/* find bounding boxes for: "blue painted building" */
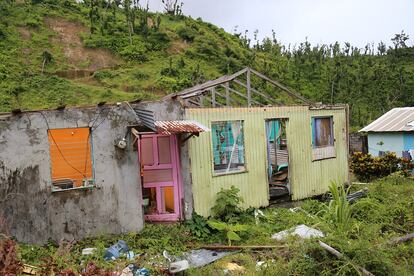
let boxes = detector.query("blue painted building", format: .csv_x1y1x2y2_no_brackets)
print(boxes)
360,107,414,158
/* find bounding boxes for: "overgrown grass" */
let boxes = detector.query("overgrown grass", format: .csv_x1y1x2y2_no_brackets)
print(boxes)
12,177,414,275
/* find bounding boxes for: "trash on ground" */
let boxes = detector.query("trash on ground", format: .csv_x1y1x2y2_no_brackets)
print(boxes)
346,188,368,203
224,262,245,272
126,250,135,260
326,188,368,203
168,249,232,274
22,264,39,275
82,248,97,255
255,261,267,271
254,209,265,224
120,264,150,276
163,250,173,262
272,224,325,241
103,240,129,261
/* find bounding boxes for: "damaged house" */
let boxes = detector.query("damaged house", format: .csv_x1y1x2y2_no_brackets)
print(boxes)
0,68,349,243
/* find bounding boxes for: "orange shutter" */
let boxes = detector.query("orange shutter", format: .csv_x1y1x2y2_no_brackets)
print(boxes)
48,128,93,187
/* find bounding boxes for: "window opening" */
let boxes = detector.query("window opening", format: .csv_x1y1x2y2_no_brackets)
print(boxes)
211,120,245,174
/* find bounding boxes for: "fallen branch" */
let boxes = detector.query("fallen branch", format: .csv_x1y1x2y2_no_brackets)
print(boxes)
318,241,374,276
200,245,285,251
388,233,414,245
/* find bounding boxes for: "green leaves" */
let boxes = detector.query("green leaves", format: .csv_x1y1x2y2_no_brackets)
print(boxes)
351,152,413,182
207,220,248,245
210,185,244,222
226,231,240,242
207,220,226,231
186,213,211,240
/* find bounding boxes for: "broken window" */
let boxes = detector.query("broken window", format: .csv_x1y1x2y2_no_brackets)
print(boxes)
311,116,336,160
48,128,94,191
211,120,245,174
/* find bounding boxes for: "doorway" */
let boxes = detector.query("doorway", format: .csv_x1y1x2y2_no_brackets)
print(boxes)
265,119,290,199
138,134,182,221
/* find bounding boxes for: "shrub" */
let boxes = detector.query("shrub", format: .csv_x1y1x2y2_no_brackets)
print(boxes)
93,70,118,80
351,152,413,182
185,213,211,240
210,185,244,222
119,44,148,63
144,31,170,51
177,25,197,42
0,239,23,275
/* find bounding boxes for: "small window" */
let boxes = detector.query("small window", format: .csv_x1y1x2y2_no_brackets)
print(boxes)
48,128,94,191
311,117,335,160
211,120,245,174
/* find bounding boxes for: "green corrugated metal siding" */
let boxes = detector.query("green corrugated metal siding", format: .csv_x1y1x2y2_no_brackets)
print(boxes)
186,106,349,217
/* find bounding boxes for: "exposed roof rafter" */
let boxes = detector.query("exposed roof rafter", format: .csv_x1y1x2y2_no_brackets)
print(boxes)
168,67,313,108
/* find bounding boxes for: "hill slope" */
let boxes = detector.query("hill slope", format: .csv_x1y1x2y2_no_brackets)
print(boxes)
1,1,414,128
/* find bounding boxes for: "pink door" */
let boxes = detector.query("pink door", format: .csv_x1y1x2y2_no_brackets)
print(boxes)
138,134,182,221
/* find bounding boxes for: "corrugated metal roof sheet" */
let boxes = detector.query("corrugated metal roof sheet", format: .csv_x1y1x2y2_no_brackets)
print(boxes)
360,107,414,132
155,120,210,135
134,108,156,131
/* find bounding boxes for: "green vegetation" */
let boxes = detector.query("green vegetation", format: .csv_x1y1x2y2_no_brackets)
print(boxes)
210,185,244,222
0,177,411,275
351,151,413,182
1,0,414,128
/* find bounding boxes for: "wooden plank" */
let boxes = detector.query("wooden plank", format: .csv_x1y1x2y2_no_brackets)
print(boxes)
204,95,223,107
175,68,248,98
199,95,204,107
225,82,230,106
187,99,201,107
216,88,244,106
388,233,414,245
201,245,285,250
211,88,216,107
246,68,251,107
220,84,263,106
250,68,312,104
233,79,278,105
318,241,374,276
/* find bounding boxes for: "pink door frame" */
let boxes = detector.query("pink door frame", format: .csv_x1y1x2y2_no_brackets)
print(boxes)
138,134,183,221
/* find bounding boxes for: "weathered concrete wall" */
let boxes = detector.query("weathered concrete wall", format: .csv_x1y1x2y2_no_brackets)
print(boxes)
138,99,194,219
0,105,144,244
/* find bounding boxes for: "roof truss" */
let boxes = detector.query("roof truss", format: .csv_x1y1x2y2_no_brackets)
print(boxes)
171,67,312,107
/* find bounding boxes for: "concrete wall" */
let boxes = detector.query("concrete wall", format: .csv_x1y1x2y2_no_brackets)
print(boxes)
0,105,144,244
403,133,414,151
367,133,404,157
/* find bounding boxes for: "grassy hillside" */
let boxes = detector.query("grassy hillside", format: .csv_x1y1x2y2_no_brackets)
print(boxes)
1,1,414,128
